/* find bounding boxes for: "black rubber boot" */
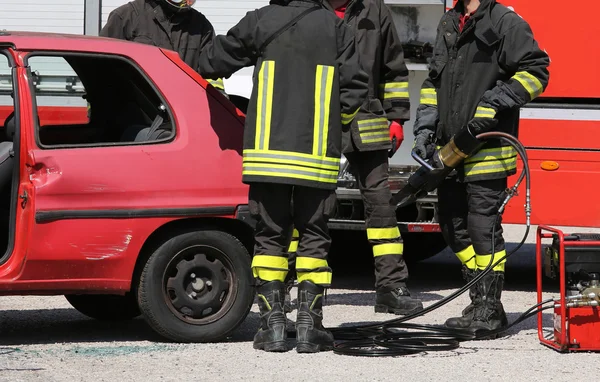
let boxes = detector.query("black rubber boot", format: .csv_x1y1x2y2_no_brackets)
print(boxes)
374,285,424,315
469,271,508,339
295,281,334,353
445,267,481,328
253,281,288,352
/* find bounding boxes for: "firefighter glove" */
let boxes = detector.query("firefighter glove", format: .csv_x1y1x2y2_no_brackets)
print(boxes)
388,120,404,158
468,104,499,134
413,131,436,160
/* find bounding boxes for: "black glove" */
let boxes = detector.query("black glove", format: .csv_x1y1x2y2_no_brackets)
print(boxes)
413,131,436,160
468,104,499,134
468,117,498,134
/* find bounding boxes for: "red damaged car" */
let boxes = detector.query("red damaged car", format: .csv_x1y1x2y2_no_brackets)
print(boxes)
0,31,257,342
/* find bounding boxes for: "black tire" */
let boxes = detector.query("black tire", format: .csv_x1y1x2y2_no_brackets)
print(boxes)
65,293,141,321
137,230,254,343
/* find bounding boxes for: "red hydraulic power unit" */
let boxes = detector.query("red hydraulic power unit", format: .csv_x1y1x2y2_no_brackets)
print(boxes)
536,226,600,352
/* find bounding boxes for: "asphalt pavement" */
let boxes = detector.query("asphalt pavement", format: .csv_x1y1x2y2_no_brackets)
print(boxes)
1,224,599,381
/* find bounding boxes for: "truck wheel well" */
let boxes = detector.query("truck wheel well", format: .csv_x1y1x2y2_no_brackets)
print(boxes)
131,217,255,293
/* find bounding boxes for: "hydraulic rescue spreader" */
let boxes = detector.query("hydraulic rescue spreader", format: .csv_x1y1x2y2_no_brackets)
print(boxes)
330,124,600,356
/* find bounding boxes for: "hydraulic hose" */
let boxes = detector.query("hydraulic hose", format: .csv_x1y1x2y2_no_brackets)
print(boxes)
331,131,534,357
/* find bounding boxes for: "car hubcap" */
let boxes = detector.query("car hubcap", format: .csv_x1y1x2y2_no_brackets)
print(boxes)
163,245,236,324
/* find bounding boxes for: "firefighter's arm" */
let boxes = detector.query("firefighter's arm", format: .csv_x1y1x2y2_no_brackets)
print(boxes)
475,17,550,121
99,12,131,40
336,22,369,130
199,17,227,95
412,76,438,159
379,4,410,123
197,11,258,81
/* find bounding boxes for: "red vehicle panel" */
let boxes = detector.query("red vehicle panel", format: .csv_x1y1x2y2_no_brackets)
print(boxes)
0,32,256,342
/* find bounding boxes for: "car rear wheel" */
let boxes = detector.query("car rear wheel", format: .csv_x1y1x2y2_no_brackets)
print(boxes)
137,230,254,343
65,293,141,321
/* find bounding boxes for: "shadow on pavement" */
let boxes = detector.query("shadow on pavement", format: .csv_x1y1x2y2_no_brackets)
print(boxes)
0,308,261,346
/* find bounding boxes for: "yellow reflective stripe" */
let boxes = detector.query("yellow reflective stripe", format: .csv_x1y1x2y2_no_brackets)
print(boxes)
297,271,332,285
474,106,496,119
255,60,275,150
341,108,359,125
253,269,287,281
476,251,507,272
257,294,272,310
379,82,409,99
243,150,340,171
287,240,298,253
207,78,225,90
373,243,404,257
456,245,476,269
464,146,517,163
296,257,329,270
512,71,544,100
243,163,339,183
292,229,299,238
367,227,400,240
358,118,388,130
251,254,288,270
464,157,517,177
313,65,334,157
358,118,389,143
243,149,339,164
420,88,437,105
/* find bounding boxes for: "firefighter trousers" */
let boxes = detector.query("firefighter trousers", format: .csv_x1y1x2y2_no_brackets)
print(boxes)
437,176,508,272
346,149,408,291
249,183,335,287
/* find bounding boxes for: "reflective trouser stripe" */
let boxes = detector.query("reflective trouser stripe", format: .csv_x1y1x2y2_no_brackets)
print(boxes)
297,271,332,285
476,250,507,272
313,65,335,157
255,60,275,150
358,118,389,144
373,243,404,257
297,256,332,285
251,254,288,281
512,71,543,100
456,245,476,270
367,227,400,240
420,88,437,105
474,106,496,118
379,81,409,100
341,108,359,125
287,229,299,253
207,78,225,90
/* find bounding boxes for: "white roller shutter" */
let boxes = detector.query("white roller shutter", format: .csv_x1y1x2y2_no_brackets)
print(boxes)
0,0,84,34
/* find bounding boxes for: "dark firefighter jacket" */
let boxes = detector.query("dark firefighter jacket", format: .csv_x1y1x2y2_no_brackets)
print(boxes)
100,0,225,91
324,0,410,152
197,0,369,190
413,0,550,182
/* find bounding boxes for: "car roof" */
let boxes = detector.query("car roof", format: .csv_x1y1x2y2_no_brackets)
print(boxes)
0,30,165,57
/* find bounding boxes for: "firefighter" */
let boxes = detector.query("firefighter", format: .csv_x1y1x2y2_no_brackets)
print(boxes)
197,0,369,353
284,0,424,316
412,0,550,333
100,0,226,94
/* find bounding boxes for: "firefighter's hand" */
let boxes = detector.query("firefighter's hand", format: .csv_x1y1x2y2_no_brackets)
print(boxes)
468,117,498,134
413,131,435,160
468,104,498,134
388,121,404,158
